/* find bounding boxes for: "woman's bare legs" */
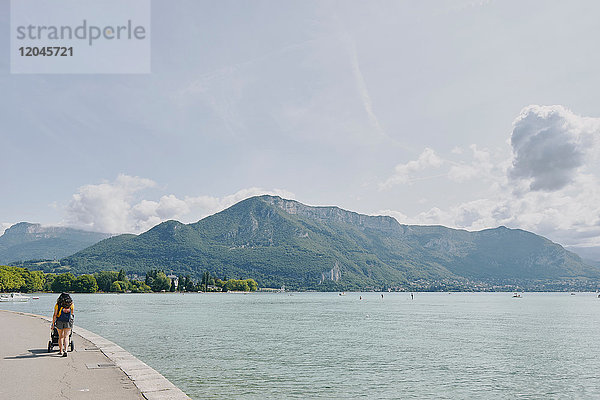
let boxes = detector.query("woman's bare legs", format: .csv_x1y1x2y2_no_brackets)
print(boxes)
63,328,71,351
58,328,65,354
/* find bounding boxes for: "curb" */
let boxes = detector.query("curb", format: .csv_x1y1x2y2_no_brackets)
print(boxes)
2,310,191,400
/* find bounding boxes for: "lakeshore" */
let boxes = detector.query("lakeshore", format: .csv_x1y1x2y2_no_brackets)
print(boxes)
0,310,189,400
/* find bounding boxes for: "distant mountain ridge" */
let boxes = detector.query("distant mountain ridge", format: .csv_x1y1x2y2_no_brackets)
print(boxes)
566,245,600,266
61,196,600,290
262,196,400,230
0,222,111,264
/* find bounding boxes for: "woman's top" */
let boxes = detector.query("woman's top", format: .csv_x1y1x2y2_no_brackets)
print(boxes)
54,303,74,322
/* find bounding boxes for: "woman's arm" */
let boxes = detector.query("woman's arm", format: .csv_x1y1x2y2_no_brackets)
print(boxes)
51,306,57,328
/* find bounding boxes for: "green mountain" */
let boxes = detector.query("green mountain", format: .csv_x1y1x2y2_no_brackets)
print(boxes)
60,196,600,290
0,222,111,264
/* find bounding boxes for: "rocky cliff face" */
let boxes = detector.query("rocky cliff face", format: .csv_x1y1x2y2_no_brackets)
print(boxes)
262,196,401,231
0,222,111,264
4,222,64,240
320,261,342,283
3,222,109,240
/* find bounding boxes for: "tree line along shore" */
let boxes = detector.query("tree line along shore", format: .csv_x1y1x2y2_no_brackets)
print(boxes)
0,265,258,294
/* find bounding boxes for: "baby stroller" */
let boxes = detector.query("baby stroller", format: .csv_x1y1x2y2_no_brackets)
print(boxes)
47,327,74,353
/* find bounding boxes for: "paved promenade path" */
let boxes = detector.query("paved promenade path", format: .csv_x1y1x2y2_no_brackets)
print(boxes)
0,310,190,400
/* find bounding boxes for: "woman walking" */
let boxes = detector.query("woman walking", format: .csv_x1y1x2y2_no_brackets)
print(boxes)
51,293,74,357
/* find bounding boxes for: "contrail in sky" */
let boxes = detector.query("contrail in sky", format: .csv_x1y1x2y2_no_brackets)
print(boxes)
346,36,384,136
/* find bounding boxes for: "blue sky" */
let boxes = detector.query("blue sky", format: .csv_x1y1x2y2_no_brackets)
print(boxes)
2,0,600,252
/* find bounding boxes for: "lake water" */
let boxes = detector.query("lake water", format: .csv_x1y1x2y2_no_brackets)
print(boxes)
3,292,600,399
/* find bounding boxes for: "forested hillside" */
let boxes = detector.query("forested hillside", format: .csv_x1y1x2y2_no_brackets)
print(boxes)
59,196,599,290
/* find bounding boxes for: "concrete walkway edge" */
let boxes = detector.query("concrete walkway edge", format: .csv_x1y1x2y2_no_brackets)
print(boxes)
5,310,191,400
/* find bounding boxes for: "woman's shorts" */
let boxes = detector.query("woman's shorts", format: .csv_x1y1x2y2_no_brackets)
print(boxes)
56,320,73,329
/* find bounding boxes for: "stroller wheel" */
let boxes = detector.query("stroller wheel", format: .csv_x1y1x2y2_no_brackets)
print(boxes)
48,341,52,353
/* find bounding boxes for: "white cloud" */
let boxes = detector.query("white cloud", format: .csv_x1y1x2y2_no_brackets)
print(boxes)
380,148,444,189
380,145,496,189
64,174,295,234
379,106,600,247
65,174,156,233
448,145,495,183
130,195,192,232
133,195,191,220
509,105,600,191
384,171,600,246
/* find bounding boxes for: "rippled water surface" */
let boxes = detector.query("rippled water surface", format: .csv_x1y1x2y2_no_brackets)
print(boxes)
3,292,600,399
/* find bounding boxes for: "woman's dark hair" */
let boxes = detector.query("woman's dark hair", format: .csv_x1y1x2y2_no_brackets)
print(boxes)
57,292,72,308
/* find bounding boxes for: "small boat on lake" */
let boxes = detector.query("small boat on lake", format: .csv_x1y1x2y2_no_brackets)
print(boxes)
0,293,31,302
512,293,522,298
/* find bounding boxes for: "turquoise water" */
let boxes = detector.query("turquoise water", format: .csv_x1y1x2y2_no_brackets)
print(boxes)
3,292,600,399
